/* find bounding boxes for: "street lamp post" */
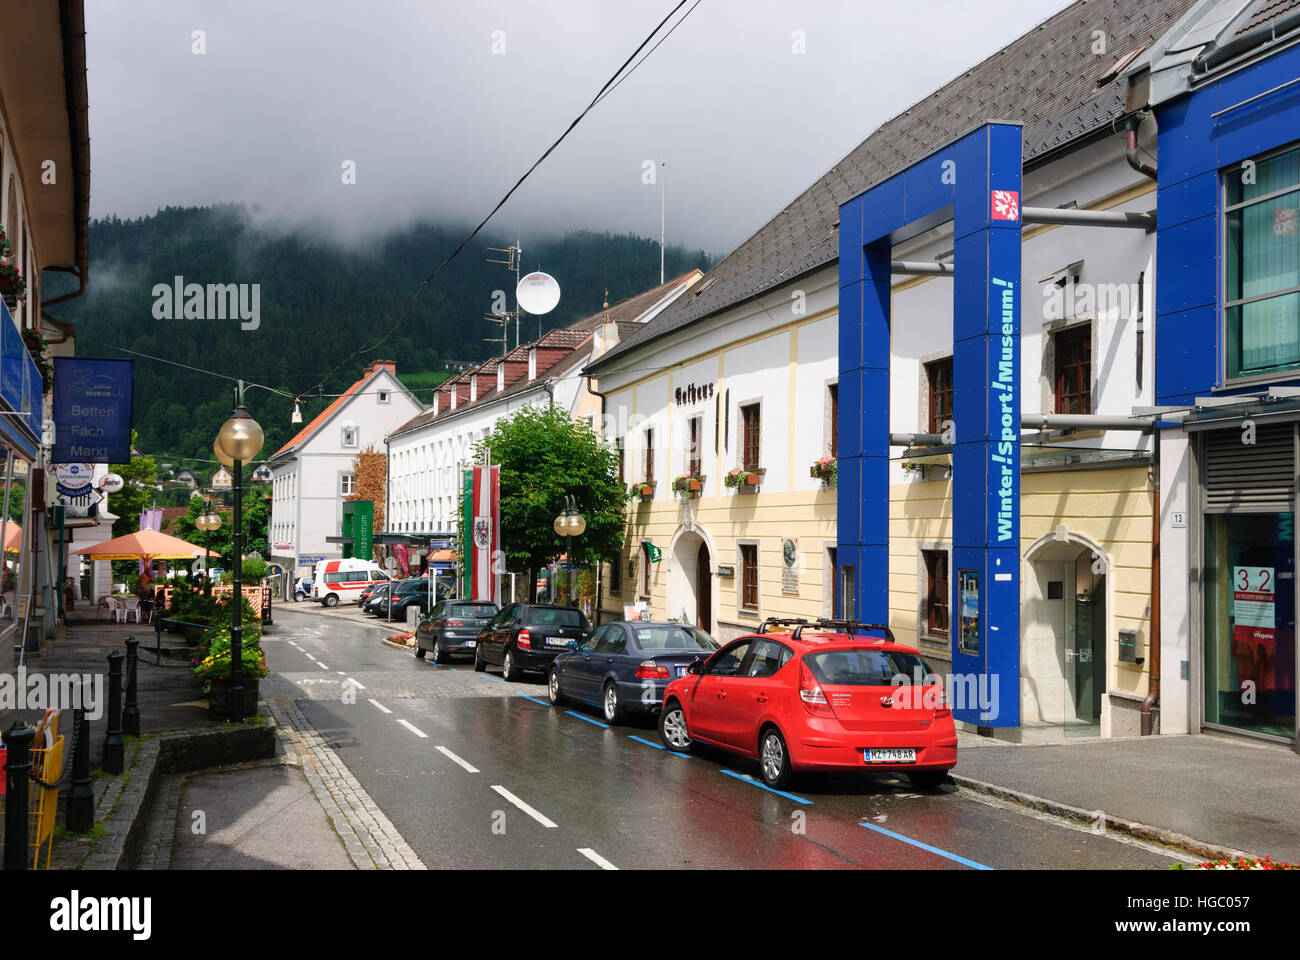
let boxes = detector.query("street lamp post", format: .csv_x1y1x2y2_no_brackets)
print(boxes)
214,388,264,723
195,502,222,597
552,495,586,608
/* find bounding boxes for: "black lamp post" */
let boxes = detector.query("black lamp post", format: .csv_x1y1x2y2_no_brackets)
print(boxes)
552,495,586,608
195,500,221,597
214,386,264,722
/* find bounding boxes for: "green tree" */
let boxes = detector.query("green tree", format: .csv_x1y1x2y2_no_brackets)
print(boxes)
471,404,627,601
109,431,159,537
171,481,270,566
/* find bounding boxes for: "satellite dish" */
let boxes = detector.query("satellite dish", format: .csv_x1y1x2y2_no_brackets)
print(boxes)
99,473,125,493
516,271,561,315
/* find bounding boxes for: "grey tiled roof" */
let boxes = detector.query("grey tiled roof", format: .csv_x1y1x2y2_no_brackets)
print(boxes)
590,0,1198,372
1235,0,1300,35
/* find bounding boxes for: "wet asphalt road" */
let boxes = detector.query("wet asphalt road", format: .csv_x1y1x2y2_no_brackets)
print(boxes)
268,605,1188,870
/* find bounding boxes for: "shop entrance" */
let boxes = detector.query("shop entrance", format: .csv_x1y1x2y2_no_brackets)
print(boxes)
1203,513,1297,739
1023,535,1107,732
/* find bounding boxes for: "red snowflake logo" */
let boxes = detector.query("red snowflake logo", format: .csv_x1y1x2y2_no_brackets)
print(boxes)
991,190,1020,221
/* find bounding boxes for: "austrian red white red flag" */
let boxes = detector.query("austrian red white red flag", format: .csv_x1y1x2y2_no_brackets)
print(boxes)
991,189,1020,222
469,465,501,604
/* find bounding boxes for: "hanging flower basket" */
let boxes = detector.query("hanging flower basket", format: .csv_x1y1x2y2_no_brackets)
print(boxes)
0,261,26,309
810,457,837,486
0,225,12,262
672,475,702,497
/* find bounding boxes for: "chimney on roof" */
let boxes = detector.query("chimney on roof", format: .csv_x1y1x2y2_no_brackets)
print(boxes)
431,392,440,415
528,348,537,381
368,361,397,376
497,364,505,392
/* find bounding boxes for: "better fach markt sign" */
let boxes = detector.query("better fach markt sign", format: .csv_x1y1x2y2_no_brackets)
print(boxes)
51,357,133,464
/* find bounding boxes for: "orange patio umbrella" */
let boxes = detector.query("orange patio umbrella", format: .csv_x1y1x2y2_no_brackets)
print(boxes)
73,528,219,561
2,523,20,554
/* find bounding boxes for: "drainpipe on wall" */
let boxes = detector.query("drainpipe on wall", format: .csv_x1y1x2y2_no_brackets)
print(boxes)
1141,441,1161,736
1124,113,1157,181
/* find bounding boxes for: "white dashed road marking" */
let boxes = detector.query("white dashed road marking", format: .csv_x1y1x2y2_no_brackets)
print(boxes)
491,785,557,829
315,661,329,670
348,678,366,689
435,746,479,773
369,699,392,714
396,718,428,738
577,848,617,870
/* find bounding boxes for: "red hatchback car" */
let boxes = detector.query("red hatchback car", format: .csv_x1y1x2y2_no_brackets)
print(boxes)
657,619,957,789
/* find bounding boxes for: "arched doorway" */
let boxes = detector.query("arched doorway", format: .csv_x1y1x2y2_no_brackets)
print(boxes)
1022,530,1112,735
668,527,714,632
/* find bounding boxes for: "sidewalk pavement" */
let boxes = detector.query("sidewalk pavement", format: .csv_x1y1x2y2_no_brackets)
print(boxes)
952,731,1300,863
1,609,418,869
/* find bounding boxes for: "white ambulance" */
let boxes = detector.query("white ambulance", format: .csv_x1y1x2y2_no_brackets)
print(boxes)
313,558,389,607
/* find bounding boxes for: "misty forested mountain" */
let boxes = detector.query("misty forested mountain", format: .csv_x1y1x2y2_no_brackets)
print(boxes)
43,205,712,467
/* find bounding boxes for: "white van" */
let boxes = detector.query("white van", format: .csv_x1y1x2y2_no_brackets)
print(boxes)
313,559,389,607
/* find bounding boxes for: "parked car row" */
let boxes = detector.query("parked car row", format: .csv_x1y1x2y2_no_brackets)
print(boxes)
410,606,958,791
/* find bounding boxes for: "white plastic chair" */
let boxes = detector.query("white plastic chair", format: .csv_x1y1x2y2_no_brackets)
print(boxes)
123,597,141,623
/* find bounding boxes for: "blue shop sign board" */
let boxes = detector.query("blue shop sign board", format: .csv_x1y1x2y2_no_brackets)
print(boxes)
51,357,133,464
0,300,41,458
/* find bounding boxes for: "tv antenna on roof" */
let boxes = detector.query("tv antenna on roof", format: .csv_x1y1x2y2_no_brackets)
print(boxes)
487,240,522,355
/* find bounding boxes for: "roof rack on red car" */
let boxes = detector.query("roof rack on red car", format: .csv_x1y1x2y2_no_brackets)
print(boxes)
757,617,809,633
793,619,896,643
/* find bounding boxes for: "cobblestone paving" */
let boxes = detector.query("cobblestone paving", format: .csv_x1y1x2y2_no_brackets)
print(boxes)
265,689,425,870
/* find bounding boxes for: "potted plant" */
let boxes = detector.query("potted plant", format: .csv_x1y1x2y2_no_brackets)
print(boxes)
1,261,27,312
724,466,760,488
630,481,655,501
195,627,269,719
810,456,837,486
672,474,702,497
0,225,11,263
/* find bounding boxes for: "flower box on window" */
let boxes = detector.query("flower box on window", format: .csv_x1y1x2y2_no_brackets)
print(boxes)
724,467,762,489
630,481,656,501
672,474,703,498
810,457,837,486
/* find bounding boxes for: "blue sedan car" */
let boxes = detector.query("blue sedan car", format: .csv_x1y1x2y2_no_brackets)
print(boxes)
547,621,719,724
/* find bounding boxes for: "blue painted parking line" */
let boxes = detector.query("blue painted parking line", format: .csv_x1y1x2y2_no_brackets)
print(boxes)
858,821,993,870
565,710,609,728
627,734,692,758
720,769,812,805
516,692,550,706
485,674,509,684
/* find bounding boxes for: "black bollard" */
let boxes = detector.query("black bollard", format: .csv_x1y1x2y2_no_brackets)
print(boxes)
66,685,94,832
154,614,163,663
3,722,35,870
103,650,125,774
122,636,140,736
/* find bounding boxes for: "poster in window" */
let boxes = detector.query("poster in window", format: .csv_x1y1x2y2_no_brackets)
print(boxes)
1232,566,1275,647
958,569,979,656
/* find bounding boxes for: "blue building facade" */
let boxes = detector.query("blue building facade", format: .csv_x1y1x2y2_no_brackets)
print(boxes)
1151,34,1300,746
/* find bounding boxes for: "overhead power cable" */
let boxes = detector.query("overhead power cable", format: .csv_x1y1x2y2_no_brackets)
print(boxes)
298,0,695,397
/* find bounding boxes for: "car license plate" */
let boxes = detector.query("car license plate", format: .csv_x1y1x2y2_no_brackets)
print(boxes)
547,637,568,646
864,748,916,764
676,665,687,677
465,640,476,648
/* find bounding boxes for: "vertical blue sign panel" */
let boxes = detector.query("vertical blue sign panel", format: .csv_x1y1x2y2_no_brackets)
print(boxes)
839,122,1020,729
51,357,134,464
0,300,41,457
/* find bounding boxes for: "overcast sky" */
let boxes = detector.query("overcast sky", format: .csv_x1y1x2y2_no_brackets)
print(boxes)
86,0,1071,256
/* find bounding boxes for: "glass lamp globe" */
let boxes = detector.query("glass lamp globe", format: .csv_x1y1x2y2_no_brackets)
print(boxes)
213,438,234,468
195,514,210,532
568,513,586,536
217,407,265,462
553,514,568,537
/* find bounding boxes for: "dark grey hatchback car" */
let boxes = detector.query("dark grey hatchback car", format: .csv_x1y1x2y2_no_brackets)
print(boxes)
473,602,591,682
414,600,499,663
